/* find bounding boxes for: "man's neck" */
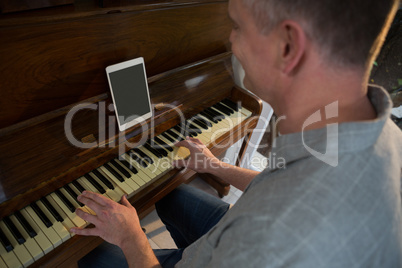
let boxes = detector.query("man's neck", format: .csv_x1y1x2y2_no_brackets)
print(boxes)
275,64,377,135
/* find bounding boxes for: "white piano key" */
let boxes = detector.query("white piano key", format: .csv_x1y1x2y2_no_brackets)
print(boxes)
0,241,22,268
99,166,135,196
68,183,97,215
111,159,141,191
49,193,86,228
9,215,44,262
117,156,148,187
59,188,91,216
122,153,154,184
138,146,167,175
0,220,33,267
25,206,62,249
20,208,53,255
89,172,122,202
0,253,8,268
37,199,72,241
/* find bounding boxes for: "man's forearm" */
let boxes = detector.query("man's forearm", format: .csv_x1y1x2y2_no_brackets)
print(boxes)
120,230,161,268
208,161,260,191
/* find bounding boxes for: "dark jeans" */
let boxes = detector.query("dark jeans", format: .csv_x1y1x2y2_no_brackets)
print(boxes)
78,184,230,268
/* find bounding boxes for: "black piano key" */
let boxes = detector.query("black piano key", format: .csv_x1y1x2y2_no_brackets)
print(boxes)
93,169,115,190
84,174,106,194
0,227,13,252
31,202,52,228
166,129,183,142
144,142,163,158
154,141,170,156
147,141,168,157
200,110,219,123
3,216,25,244
216,102,234,114
63,185,84,207
187,122,202,134
205,107,225,121
161,132,175,143
194,115,212,128
218,101,236,113
118,157,138,174
55,189,76,213
133,148,154,165
213,103,232,116
72,180,86,193
14,211,37,238
110,159,131,178
128,152,149,168
103,162,124,182
192,118,209,129
40,197,64,222
174,125,193,138
154,137,173,152
222,98,240,111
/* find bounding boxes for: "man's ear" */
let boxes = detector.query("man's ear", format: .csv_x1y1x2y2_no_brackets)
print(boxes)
278,20,306,74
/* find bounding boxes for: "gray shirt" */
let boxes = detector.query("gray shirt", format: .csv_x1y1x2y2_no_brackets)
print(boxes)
177,86,402,267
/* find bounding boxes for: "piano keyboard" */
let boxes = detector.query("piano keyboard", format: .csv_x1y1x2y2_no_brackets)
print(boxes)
0,99,252,268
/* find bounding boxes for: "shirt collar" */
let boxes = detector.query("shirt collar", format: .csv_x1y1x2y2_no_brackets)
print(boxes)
268,85,393,168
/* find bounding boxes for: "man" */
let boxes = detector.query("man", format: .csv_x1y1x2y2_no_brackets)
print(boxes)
72,0,402,267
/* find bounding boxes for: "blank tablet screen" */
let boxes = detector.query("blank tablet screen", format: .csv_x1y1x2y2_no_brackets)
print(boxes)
108,63,151,129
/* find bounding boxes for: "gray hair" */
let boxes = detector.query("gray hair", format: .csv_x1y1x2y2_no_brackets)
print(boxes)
242,0,399,69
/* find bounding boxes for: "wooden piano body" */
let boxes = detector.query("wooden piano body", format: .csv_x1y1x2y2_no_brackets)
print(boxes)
0,1,262,267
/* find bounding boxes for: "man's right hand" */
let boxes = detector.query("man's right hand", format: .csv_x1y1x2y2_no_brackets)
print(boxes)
172,137,221,173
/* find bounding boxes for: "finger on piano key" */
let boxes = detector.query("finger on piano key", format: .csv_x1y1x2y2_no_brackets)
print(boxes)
59,188,86,212
20,208,53,255
49,192,86,228
0,220,33,267
90,171,123,202
160,131,190,160
9,215,44,261
38,198,73,241
68,182,97,216
0,241,22,268
98,166,135,197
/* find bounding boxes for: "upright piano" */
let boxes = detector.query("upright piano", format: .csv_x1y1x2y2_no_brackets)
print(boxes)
0,1,262,267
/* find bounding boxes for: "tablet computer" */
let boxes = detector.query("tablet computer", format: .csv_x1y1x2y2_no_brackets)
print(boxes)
106,57,152,131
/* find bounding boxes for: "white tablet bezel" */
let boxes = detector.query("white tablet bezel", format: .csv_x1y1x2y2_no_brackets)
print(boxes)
106,57,153,132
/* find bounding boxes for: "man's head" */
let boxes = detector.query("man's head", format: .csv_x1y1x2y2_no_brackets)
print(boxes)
239,0,398,70
229,0,398,133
